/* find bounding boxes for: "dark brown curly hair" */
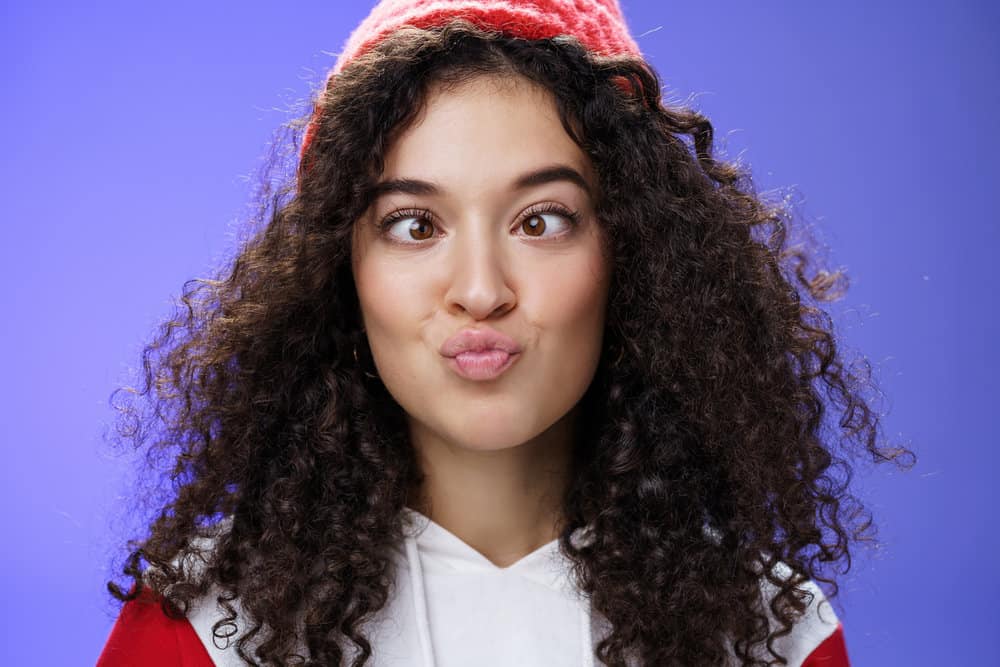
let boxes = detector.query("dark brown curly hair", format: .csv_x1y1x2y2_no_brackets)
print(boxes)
107,19,912,667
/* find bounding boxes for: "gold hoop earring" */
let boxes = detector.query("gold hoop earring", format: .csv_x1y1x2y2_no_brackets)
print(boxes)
353,342,379,380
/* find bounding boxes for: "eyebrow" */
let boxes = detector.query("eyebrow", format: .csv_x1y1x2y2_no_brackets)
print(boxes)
369,164,594,201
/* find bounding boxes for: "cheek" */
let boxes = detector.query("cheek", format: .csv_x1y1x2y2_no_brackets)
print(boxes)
547,230,609,328
356,259,406,331
540,266,606,331
353,256,431,381
353,222,424,336
525,242,610,385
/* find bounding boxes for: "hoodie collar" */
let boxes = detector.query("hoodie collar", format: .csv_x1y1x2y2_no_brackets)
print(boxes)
399,507,586,592
399,506,596,667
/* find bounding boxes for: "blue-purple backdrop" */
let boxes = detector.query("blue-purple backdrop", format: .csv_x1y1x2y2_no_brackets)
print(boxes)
3,1,996,664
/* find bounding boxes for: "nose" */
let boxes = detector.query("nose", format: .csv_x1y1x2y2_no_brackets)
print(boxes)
443,222,516,320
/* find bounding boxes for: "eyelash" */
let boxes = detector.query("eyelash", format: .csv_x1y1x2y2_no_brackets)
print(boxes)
376,202,581,244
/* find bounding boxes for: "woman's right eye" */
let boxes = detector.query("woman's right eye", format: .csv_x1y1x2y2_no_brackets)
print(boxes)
378,210,436,244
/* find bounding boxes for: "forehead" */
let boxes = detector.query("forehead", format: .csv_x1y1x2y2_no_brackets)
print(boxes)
380,74,594,188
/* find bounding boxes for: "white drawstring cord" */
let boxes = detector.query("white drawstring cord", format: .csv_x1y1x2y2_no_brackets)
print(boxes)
405,536,438,667
581,601,595,667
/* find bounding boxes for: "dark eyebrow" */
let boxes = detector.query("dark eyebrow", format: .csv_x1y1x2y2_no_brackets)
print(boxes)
369,164,594,201
513,165,593,197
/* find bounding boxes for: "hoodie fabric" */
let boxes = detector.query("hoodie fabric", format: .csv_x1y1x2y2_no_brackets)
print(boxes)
391,507,598,666
98,508,849,666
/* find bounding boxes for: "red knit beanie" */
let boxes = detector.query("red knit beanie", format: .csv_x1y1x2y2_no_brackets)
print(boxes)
300,0,642,165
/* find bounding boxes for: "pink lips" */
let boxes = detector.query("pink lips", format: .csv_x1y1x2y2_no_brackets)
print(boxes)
440,327,523,381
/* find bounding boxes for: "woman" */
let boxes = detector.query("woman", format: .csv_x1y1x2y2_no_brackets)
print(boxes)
98,1,910,665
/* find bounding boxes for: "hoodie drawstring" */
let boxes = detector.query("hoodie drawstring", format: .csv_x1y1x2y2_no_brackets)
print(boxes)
405,536,438,667
580,598,595,667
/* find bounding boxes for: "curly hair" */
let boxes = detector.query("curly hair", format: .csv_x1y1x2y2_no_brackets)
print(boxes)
107,19,912,667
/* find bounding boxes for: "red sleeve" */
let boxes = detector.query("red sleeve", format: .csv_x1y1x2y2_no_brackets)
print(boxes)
801,622,850,667
97,590,214,666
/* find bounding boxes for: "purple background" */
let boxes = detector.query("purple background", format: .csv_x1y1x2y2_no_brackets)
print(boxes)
3,1,996,664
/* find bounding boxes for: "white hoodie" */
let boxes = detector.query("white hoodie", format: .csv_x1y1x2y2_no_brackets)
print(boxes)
186,508,842,666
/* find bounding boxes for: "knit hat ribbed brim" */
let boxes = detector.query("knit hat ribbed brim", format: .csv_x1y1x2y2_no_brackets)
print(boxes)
300,0,642,166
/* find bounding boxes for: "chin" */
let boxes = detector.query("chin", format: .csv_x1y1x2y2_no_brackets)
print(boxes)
451,414,538,448
447,406,568,451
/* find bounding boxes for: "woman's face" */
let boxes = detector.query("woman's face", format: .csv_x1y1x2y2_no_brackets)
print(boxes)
351,74,610,452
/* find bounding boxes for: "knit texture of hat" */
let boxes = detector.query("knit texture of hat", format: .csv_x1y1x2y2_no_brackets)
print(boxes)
300,0,642,165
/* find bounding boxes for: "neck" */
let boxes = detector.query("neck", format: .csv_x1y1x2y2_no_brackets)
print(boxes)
406,409,576,568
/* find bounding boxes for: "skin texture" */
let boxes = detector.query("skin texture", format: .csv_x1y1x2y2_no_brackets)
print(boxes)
351,75,610,566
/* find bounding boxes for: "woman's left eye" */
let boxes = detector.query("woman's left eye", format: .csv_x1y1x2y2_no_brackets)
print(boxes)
517,207,580,238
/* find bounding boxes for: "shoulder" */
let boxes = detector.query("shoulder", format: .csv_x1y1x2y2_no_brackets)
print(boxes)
97,588,215,667
755,562,850,667
98,520,238,667
98,584,266,667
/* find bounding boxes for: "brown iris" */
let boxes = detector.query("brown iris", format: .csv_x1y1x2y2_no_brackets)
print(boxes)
408,219,434,241
521,215,546,237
